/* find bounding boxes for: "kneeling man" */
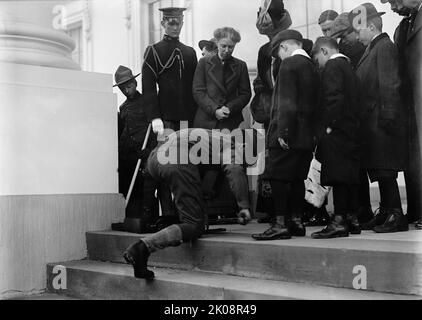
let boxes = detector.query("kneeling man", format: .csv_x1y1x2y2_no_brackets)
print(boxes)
123,128,261,279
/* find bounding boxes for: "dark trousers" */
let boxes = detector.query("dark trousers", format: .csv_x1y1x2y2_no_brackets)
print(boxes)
332,184,359,217
147,148,250,242
119,159,158,219
366,169,402,210
270,179,305,217
157,120,193,217
358,169,372,209
378,178,402,209
148,157,206,241
404,117,422,222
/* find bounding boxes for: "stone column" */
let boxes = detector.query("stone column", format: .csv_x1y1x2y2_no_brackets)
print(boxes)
0,0,80,70
0,0,123,299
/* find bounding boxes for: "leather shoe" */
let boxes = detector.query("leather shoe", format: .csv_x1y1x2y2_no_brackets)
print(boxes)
311,215,349,239
252,216,291,240
415,220,422,230
346,213,361,235
373,208,409,233
361,206,388,230
303,212,330,226
123,240,155,279
288,216,306,237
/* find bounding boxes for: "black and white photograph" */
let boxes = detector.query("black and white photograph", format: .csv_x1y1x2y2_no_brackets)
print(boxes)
0,0,421,305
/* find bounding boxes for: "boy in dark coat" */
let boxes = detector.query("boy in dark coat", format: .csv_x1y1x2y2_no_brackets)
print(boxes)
310,37,362,239
252,30,320,241
350,3,409,233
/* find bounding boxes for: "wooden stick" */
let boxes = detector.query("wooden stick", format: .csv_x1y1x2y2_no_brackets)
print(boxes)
125,123,152,207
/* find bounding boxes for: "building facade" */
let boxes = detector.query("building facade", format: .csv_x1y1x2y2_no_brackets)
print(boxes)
53,0,401,104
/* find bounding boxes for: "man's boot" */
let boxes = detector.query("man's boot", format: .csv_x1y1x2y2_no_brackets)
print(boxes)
251,215,291,240
373,208,409,233
288,214,306,237
311,215,349,239
346,213,361,235
123,240,154,279
123,224,183,279
360,205,389,230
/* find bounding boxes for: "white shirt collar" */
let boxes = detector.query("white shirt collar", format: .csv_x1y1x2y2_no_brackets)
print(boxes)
291,48,311,59
329,53,350,62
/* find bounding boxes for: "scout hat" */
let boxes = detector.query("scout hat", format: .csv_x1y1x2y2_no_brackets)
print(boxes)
348,3,385,31
113,65,140,87
270,29,303,58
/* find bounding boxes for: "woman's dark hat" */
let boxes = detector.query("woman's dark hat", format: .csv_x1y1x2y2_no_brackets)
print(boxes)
198,38,217,51
113,65,140,87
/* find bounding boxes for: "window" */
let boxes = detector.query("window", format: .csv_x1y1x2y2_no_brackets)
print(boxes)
61,0,92,71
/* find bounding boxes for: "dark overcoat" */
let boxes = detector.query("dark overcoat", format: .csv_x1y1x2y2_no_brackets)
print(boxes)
267,53,320,181
267,54,320,150
403,9,422,183
142,36,198,123
338,39,366,70
355,33,407,172
192,54,251,130
251,42,281,127
316,56,361,186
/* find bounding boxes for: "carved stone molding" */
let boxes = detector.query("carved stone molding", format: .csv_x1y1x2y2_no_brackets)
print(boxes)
125,0,133,30
0,20,80,70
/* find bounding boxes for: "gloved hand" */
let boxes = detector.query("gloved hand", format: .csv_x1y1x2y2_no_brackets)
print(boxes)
152,118,164,136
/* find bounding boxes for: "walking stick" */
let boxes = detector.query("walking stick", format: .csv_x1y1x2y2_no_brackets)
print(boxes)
125,123,152,208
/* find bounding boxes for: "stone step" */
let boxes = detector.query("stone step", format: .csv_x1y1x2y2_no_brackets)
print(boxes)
85,223,422,296
46,260,417,300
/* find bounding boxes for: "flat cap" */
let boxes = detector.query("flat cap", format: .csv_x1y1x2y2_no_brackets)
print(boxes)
329,13,353,38
270,29,303,57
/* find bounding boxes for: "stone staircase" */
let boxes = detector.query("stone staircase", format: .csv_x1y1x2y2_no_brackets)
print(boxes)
46,223,422,300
